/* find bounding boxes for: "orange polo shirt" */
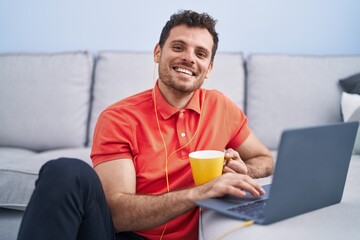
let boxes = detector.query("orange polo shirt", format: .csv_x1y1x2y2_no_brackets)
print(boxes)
91,83,251,240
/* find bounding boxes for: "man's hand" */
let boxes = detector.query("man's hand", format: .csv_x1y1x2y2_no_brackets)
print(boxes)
192,172,265,201
223,148,248,174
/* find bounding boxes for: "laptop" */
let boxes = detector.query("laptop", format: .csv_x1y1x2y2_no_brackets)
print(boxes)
196,122,358,225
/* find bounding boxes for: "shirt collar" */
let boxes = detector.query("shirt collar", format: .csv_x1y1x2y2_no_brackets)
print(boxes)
153,81,202,120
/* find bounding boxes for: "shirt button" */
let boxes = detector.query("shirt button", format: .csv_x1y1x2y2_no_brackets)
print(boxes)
181,133,186,137
179,112,184,117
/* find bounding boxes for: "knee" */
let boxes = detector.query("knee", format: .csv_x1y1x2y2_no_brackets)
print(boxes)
38,158,97,189
42,158,92,173
34,158,103,205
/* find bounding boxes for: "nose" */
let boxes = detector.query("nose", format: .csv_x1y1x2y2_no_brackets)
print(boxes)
181,50,195,64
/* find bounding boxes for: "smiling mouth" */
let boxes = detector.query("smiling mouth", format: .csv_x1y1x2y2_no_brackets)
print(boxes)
174,67,195,76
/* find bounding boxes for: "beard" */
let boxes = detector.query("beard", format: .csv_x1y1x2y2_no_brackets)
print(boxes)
158,62,206,95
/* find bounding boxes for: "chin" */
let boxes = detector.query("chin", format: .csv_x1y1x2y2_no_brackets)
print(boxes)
176,83,202,94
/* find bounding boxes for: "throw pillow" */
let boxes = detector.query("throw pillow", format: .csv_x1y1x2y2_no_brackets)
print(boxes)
341,92,360,154
339,72,360,94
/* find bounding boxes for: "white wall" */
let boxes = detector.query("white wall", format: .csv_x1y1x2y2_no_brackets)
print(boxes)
1,0,360,56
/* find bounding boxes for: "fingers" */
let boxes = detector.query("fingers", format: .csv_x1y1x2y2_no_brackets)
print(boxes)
225,174,265,198
224,148,240,161
207,173,265,199
223,160,248,174
223,148,248,174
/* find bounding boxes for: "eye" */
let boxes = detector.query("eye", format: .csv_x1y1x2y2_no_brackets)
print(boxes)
196,52,207,59
172,45,183,52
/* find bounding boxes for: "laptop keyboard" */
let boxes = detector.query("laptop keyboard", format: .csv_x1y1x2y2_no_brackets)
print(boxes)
227,200,268,219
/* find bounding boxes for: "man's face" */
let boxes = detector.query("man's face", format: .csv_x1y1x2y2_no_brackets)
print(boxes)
154,24,214,95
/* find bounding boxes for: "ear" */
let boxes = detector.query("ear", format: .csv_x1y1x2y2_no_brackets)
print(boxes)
154,44,161,63
205,61,214,79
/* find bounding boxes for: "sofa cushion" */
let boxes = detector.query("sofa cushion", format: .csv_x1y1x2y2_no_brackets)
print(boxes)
0,147,92,210
0,147,36,162
0,52,93,151
339,72,360,154
341,92,360,154
246,54,360,149
339,72,360,94
0,208,23,240
89,51,245,143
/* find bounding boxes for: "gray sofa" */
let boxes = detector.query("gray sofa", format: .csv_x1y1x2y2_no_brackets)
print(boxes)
1,51,360,240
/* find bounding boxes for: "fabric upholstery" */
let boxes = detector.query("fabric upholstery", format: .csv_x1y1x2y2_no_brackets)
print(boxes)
0,52,93,151
0,147,91,210
0,209,23,240
246,54,360,149
339,72,360,94
341,92,360,154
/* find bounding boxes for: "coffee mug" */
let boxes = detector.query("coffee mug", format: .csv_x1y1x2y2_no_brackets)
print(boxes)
189,150,225,186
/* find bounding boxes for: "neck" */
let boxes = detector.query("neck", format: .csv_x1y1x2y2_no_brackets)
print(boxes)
157,81,194,109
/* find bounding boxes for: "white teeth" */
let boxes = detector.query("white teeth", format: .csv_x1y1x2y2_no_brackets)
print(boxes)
175,67,193,76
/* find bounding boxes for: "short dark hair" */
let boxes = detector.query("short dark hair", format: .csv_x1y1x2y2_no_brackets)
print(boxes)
158,10,219,61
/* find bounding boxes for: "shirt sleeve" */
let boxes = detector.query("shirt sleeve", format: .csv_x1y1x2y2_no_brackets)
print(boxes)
91,109,135,167
224,96,252,149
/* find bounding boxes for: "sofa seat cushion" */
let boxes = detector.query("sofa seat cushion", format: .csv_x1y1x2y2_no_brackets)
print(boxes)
0,52,93,151
246,54,360,149
0,147,37,162
0,208,23,240
0,147,91,210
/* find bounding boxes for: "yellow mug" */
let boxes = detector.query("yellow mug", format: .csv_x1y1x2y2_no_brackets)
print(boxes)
189,150,225,186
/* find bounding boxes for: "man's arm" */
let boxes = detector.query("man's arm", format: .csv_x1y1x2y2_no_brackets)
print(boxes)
223,132,274,178
94,158,265,232
94,158,194,232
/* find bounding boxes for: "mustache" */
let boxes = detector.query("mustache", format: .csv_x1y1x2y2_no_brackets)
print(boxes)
175,61,194,68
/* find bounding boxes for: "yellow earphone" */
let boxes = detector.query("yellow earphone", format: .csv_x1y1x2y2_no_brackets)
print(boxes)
152,62,206,239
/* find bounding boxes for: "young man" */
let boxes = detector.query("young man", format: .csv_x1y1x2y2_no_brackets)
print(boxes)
18,10,273,240
91,10,273,239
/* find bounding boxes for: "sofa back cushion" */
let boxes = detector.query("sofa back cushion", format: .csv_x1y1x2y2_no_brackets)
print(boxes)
246,54,360,150
89,51,245,143
0,52,93,151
